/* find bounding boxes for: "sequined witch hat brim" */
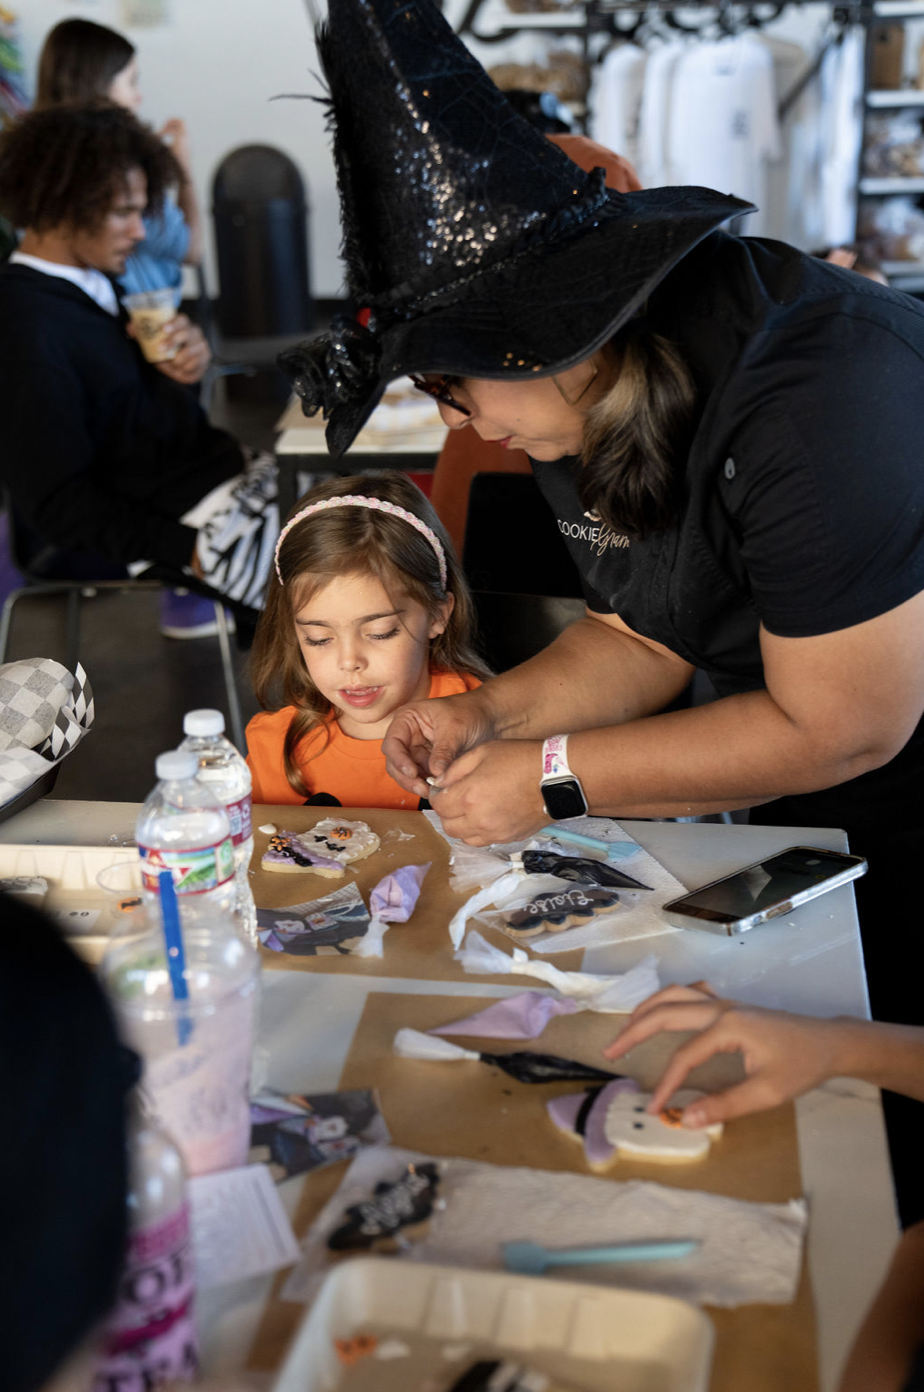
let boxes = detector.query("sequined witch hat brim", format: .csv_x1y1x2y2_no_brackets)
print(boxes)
280,0,753,458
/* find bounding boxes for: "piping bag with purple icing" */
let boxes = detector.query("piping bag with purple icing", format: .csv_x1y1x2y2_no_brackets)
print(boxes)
353,863,430,957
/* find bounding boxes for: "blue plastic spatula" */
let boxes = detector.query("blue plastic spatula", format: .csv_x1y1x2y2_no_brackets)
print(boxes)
503,1238,700,1275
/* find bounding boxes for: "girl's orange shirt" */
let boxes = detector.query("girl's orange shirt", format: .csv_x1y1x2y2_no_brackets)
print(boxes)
246,669,481,810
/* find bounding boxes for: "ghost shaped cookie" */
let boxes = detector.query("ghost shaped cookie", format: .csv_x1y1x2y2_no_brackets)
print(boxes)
261,819,380,876
548,1083,722,1168
603,1089,723,1162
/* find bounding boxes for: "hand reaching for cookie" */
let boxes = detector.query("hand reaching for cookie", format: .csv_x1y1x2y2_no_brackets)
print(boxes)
602,982,894,1128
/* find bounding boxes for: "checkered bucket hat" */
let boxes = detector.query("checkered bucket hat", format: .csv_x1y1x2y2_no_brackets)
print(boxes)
0,658,94,808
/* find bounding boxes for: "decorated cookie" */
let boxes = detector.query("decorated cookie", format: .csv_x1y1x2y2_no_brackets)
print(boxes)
603,1089,723,1162
261,819,380,876
504,885,621,939
548,1083,722,1167
548,1078,641,1170
261,832,346,876
327,1161,441,1252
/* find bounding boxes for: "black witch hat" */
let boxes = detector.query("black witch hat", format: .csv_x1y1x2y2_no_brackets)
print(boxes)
281,0,753,457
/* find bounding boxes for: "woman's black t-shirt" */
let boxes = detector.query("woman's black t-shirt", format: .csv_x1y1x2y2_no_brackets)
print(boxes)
531,232,924,700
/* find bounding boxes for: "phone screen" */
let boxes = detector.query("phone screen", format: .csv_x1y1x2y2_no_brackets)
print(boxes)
671,848,860,923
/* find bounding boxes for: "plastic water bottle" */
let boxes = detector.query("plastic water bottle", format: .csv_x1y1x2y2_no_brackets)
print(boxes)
179,709,257,944
136,750,237,924
92,1094,198,1390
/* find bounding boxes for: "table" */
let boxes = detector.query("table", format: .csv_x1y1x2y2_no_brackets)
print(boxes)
273,396,447,517
0,799,899,1391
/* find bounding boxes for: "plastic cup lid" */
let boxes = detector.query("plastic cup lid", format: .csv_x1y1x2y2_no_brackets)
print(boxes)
183,708,225,736
156,750,199,781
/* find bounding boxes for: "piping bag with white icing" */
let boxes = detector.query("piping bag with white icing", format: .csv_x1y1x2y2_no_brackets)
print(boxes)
453,930,660,1011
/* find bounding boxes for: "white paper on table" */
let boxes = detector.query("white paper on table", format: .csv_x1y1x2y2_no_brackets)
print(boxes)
454,930,660,1011
189,1163,301,1289
284,1145,808,1310
425,812,687,950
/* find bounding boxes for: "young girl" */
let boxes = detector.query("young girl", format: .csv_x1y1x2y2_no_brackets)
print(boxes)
247,473,490,809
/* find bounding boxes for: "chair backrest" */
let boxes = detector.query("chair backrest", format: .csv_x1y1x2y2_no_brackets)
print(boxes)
474,591,585,673
462,472,583,598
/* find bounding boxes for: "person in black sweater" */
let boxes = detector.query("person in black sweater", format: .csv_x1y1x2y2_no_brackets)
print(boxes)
0,104,280,615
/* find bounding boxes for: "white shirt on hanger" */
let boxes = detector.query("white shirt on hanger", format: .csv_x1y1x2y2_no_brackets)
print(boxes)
589,42,646,169
820,26,865,246
666,31,782,233
637,39,687,187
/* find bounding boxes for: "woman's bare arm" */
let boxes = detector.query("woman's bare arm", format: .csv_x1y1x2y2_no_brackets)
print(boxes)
386,590,924,844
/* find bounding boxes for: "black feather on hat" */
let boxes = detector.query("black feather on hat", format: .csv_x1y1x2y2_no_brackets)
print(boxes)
281,0,753,457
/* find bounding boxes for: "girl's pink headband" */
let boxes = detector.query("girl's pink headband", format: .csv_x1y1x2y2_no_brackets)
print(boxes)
274,494,448,591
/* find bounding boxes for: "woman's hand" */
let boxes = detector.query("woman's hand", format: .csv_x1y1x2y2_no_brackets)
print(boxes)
158,117,193,175
428,739,548,843
604,983,848,1126
383,690,498,797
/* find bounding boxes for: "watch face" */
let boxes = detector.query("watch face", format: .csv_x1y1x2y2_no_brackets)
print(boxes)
542,777,588,820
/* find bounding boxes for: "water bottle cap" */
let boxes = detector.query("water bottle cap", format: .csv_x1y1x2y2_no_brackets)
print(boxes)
155,750,198,781
183,708,225,736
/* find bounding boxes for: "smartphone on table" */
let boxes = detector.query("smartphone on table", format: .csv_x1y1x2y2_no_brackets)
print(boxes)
661,845,867,936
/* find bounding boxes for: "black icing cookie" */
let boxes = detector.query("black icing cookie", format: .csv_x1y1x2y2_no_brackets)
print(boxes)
521,849,652,891
505,885,620,938
327,1162,441,1252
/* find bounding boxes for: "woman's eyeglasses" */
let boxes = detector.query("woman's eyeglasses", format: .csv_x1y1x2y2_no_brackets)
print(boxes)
409,373,471,417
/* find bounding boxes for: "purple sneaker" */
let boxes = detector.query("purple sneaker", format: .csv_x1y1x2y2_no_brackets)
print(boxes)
159,589,234,640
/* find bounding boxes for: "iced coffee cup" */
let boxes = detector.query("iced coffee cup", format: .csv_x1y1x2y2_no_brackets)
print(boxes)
123,287,179,363
101,902,260,1175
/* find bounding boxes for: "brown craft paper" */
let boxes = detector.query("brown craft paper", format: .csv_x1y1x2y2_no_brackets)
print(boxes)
330,991,817,1392
251,805,586,982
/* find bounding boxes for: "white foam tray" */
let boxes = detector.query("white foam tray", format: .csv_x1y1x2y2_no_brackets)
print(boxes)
0,842,139,959
272,1257,713,1392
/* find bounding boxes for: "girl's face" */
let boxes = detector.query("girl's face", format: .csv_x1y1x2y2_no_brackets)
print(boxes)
432,355,606,461
107,56,142,113
294,571,453,740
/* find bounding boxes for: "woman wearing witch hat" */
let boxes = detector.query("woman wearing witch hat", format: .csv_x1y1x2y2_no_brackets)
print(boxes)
282,0,924,1196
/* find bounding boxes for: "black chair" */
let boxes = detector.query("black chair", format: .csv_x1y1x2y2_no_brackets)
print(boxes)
460,472,585,671
462,471,583,598
0,502,246,750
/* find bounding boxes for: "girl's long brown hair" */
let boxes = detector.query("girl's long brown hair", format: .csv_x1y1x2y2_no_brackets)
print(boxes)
250,471,490,798
36,20,136,109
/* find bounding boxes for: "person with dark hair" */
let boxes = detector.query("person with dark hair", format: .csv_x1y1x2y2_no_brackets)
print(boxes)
35,18,202,298
0,893,130,1392
282,0,924,1222
0,104,284,622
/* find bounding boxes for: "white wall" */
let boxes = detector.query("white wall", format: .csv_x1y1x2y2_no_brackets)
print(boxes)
16,0,344,295
15,0,854,295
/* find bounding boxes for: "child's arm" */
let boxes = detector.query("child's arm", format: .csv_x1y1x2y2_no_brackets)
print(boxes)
838,1220,924,1392
604,983,924,1125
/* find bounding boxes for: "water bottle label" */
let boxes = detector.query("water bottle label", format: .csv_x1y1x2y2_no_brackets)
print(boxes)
138,838,235,895
92,1202,198,1390
225,795,252,846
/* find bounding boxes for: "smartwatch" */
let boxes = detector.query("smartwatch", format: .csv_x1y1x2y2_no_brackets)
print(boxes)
540,734,588,820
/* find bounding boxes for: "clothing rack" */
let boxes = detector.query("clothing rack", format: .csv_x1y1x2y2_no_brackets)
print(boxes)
455,0,874,132
456,0,872,47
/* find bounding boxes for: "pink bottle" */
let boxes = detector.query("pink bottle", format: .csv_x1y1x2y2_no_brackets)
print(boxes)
92,1097,198,1391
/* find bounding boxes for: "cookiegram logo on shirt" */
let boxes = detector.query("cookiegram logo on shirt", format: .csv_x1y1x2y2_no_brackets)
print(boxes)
555,509,630,557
